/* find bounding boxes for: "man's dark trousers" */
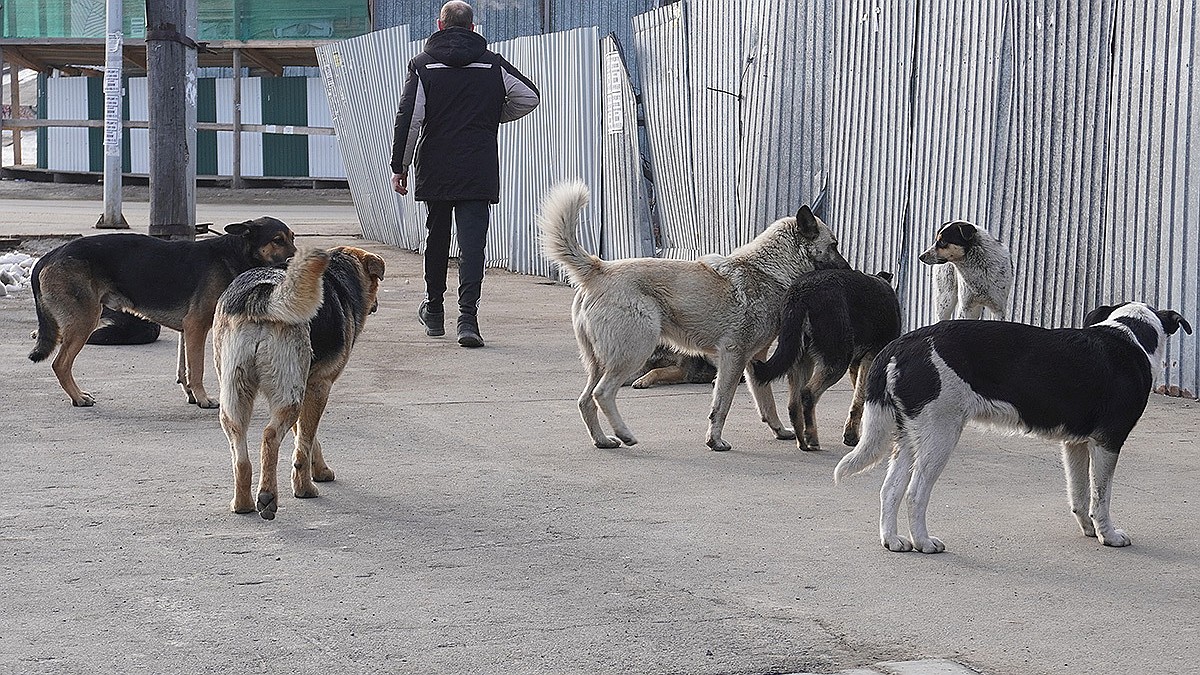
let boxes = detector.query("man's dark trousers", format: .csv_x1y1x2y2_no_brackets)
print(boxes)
423,200,490,317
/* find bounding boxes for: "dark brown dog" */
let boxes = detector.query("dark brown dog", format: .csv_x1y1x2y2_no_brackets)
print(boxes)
625,345,718,388
28,218,297,407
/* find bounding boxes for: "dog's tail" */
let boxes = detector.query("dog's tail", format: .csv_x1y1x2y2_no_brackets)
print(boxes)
537,180,603,285
834,362,897,484
28,259,58,362
232,248,330,324
751,305,809,383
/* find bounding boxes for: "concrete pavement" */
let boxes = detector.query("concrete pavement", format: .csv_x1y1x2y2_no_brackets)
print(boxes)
1,193,1198,675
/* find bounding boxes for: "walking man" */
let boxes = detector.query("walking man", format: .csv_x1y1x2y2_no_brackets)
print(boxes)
391,0,540,348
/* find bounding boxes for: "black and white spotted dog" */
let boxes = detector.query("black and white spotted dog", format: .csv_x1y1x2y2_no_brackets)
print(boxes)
919,220,1013,320
834,302,1191,553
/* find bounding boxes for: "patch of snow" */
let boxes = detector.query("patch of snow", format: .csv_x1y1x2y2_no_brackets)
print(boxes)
0,252,38,296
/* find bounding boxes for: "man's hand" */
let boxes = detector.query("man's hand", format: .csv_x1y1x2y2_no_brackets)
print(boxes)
392,172,408,195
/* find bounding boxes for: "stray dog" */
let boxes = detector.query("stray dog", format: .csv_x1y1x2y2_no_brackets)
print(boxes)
28,218,296,407
751,269,900,451
214,246,385,520
624,345,718,388
918,220,1013,320
833,302,1192,553
87,307,161,345
538,180,850,451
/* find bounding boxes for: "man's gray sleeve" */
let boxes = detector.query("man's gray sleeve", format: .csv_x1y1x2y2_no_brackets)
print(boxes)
497,57,540,123
391,65,425,174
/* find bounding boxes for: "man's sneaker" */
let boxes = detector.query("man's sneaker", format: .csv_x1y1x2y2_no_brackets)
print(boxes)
457,314,485,348
418,301,445,337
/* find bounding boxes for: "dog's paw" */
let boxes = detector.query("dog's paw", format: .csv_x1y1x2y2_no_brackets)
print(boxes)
616,433,638,446
293,482,320,499
774,427,796,441
72,392,96,407
882,534,913,552
914,536,946,554
195,397,219,409
706,437,732,452
312,466,336,482
843,430,859,446
256,491,278,520
594,436,621,449
1100,529,1132,547
230,496,255,514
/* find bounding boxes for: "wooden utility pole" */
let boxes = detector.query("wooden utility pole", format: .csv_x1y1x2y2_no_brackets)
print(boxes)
146,0,198,240
1,47,21,167
97,0,129,228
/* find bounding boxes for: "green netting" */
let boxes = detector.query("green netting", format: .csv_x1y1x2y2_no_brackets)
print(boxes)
2,0,369,40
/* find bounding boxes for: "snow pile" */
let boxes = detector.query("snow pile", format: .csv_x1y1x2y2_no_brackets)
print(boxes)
0,252,37,297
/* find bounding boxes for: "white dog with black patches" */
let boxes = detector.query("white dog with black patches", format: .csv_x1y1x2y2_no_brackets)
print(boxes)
919,220,1013,320
834,302,1191,553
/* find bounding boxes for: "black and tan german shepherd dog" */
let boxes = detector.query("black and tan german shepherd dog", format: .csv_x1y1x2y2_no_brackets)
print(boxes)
28,218,297,407
214,246,385,520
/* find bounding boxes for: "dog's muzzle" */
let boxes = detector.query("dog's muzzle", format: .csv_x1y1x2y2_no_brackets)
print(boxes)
918,249,947,265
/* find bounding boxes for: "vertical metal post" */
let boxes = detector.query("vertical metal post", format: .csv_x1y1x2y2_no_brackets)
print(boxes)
97,0,128,228
184,0,197,219
231,47,243,189
146,0,197,240
0,46,7,169
9,52,19,166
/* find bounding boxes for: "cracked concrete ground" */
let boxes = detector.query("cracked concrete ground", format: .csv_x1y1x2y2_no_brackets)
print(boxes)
1,187,1197,674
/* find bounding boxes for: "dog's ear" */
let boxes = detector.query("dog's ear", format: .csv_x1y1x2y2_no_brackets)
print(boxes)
1083,304,1119,326
224,220,253,237
364,254,386,281
953,221,976,240
795,205,820,240
1156,309,1193,336
875,270,894,283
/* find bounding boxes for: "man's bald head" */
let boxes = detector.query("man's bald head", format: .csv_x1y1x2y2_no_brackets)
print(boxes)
439,1,474,28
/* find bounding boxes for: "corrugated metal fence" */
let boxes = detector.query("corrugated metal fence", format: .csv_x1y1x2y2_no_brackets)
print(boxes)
322,0,1200,394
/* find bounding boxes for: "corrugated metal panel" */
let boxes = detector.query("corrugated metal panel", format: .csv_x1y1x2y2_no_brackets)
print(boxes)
126,77,149,174
260,77,310,177
686,0,744,251
494,27,604,276
739,0,831,241
825,2,916,303
215,77,264,178
317,26,422,248
633,3,697,259
305,77,346,179
902,0,1008,329
44,77,90,172
550,0,657,87
599,35,654,260
998,1,1111,330
1106,1,1199,393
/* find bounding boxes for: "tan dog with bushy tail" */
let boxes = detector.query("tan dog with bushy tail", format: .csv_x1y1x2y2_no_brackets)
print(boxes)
538,180,851,452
